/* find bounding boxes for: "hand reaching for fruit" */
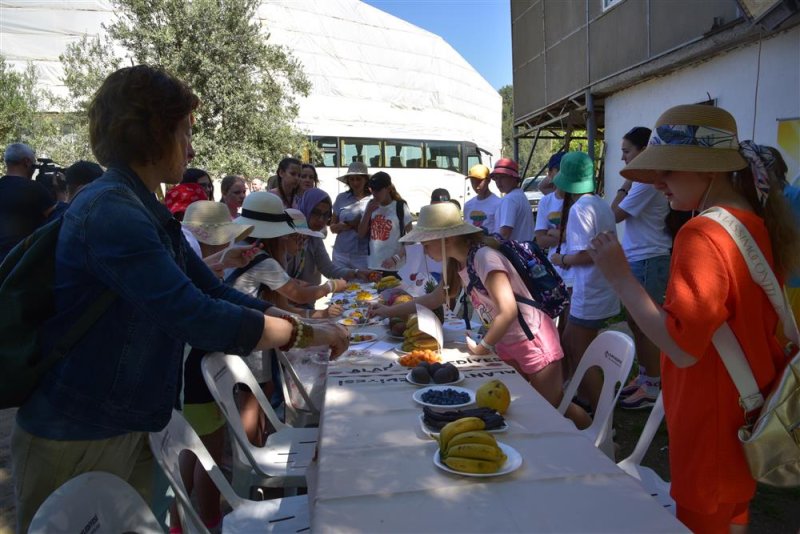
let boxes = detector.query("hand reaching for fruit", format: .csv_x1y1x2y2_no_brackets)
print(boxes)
325,304,343,317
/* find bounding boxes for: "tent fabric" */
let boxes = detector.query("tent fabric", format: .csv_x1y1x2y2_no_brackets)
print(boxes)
1,0,501,158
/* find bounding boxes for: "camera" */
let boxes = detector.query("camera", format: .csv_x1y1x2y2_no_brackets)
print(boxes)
34,158,67,200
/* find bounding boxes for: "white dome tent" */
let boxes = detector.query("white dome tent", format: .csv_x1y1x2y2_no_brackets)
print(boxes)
1,0,502,211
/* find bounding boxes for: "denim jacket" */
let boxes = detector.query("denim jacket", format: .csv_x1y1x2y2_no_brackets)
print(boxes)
17,167,269,440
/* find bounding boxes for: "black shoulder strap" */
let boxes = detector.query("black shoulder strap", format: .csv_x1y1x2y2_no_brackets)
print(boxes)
50,289,117,361
224,253,271,285
397,200,407,237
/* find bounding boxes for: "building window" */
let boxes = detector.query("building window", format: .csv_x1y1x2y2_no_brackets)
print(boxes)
602,0,623,11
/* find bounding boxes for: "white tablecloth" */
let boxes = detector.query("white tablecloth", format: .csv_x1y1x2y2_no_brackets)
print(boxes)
310,323,687,533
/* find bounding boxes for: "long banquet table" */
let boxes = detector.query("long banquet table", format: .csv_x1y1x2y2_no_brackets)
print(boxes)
308,323,688,533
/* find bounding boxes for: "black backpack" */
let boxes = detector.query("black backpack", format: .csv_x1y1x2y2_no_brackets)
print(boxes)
0,219,115,408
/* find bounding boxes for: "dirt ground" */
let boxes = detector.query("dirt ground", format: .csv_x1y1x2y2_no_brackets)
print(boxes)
2,402,799,532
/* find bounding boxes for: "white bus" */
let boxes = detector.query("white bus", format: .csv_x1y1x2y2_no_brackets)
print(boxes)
307,136,493,215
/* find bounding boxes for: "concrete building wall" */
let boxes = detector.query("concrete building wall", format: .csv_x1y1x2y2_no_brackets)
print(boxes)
603,26,800,192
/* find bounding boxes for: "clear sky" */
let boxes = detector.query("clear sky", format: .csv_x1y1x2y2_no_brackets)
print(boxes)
362,0,512,91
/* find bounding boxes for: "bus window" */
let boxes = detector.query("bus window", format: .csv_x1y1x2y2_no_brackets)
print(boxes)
425,141,462,172
384,140,423,168
314,137,338,167
341,138,382,168
464,142,481,170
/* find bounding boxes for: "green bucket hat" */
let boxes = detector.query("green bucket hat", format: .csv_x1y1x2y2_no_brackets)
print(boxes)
553,152,596,194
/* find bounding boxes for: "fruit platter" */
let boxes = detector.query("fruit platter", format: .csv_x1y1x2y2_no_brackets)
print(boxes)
431,417,522,477
355,290,378,303
406,362,461,385
420,407,508,435
398,349,441,367
349,333,377,344
412,386,475,410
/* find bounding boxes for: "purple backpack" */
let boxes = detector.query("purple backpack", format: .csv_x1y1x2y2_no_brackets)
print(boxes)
464,238,569,340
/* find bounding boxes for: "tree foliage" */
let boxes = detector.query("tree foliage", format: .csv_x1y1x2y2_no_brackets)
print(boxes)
60,0,311,178
0,58,39,145
499,84,600,178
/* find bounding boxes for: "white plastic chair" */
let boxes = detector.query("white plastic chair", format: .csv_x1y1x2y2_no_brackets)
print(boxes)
617,391,675,514
149,410,310,533
28,471,162,533
201,353,318,496
558,330,635,459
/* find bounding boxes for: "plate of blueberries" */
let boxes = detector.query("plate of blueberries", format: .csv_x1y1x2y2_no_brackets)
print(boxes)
412,385,475,411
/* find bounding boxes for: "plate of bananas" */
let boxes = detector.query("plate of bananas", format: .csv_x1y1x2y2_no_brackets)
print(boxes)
432,417,521,477
434,441,522,477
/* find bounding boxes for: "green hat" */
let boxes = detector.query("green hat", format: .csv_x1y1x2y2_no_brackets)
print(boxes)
553,152,595,194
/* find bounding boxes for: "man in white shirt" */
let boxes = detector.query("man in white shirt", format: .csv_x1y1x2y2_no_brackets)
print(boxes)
491,158,535,241
463,164,501,234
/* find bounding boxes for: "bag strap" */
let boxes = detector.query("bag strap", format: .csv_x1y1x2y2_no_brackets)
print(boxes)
224,252,271,285
49,289,118,361
702,207,800,413
396,200,407,238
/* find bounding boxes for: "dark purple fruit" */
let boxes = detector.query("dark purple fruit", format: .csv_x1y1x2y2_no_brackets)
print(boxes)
411,367,431,384
429,362,443,375
433,367,453,384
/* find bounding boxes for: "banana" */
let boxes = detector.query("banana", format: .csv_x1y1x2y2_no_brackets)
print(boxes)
445,431,497,451
445,443,506,463
443,456,502,474
438,417,485,451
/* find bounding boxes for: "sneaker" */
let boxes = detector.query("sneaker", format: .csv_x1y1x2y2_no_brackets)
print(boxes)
618,386,657,410
619,375,644,398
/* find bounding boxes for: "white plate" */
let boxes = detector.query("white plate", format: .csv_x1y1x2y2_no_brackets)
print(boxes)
349,333,378,345
406,370,464,386
433,442,522,478
394,342,410,354
412,386,475,410
338,318,366,327
418,413,508,438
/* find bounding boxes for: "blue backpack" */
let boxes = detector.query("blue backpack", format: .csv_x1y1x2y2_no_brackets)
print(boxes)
464,238,569,340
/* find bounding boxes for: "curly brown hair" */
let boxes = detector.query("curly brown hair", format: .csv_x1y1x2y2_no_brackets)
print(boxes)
89,65,199,167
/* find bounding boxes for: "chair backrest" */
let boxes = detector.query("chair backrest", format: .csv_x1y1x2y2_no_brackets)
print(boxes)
28,471,162,534
390,156,403,168
558,330,635,445
618,391,665,469
149,410,245,533
276,349,321,427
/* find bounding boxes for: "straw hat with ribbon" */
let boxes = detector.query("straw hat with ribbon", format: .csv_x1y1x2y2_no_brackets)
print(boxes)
286,208,324,238
234,191,296,239
621,104,780,206
182,201,253,245
399,202,482,315
399,202,482,244
337,161,369,184
622,104,748,181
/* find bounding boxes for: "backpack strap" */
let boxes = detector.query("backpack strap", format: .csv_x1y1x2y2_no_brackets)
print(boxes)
396,200,407,238
702,207,800,414
224,252,271,286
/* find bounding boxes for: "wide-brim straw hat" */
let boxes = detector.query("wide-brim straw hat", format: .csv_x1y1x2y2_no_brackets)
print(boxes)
621,104,748,183
182,201,253,245
554,152,595,194
234,191,297,239
285,208,324,238
399,202,482,243
337,161,369,184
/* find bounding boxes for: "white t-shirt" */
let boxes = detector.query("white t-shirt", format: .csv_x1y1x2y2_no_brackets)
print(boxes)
230,252,291,297
464,193,501,234
181,226,202,258
618,182,672,262
534,192,573,285
496,188,535,241
368,200,412,270
564,195,619,320
399,243,442,296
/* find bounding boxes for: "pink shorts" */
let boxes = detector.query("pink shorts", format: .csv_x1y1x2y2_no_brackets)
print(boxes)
495,320,563,375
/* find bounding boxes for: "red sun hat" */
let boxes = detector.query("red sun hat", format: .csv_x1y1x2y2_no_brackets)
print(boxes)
165,183,208,216
490,158,520,179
